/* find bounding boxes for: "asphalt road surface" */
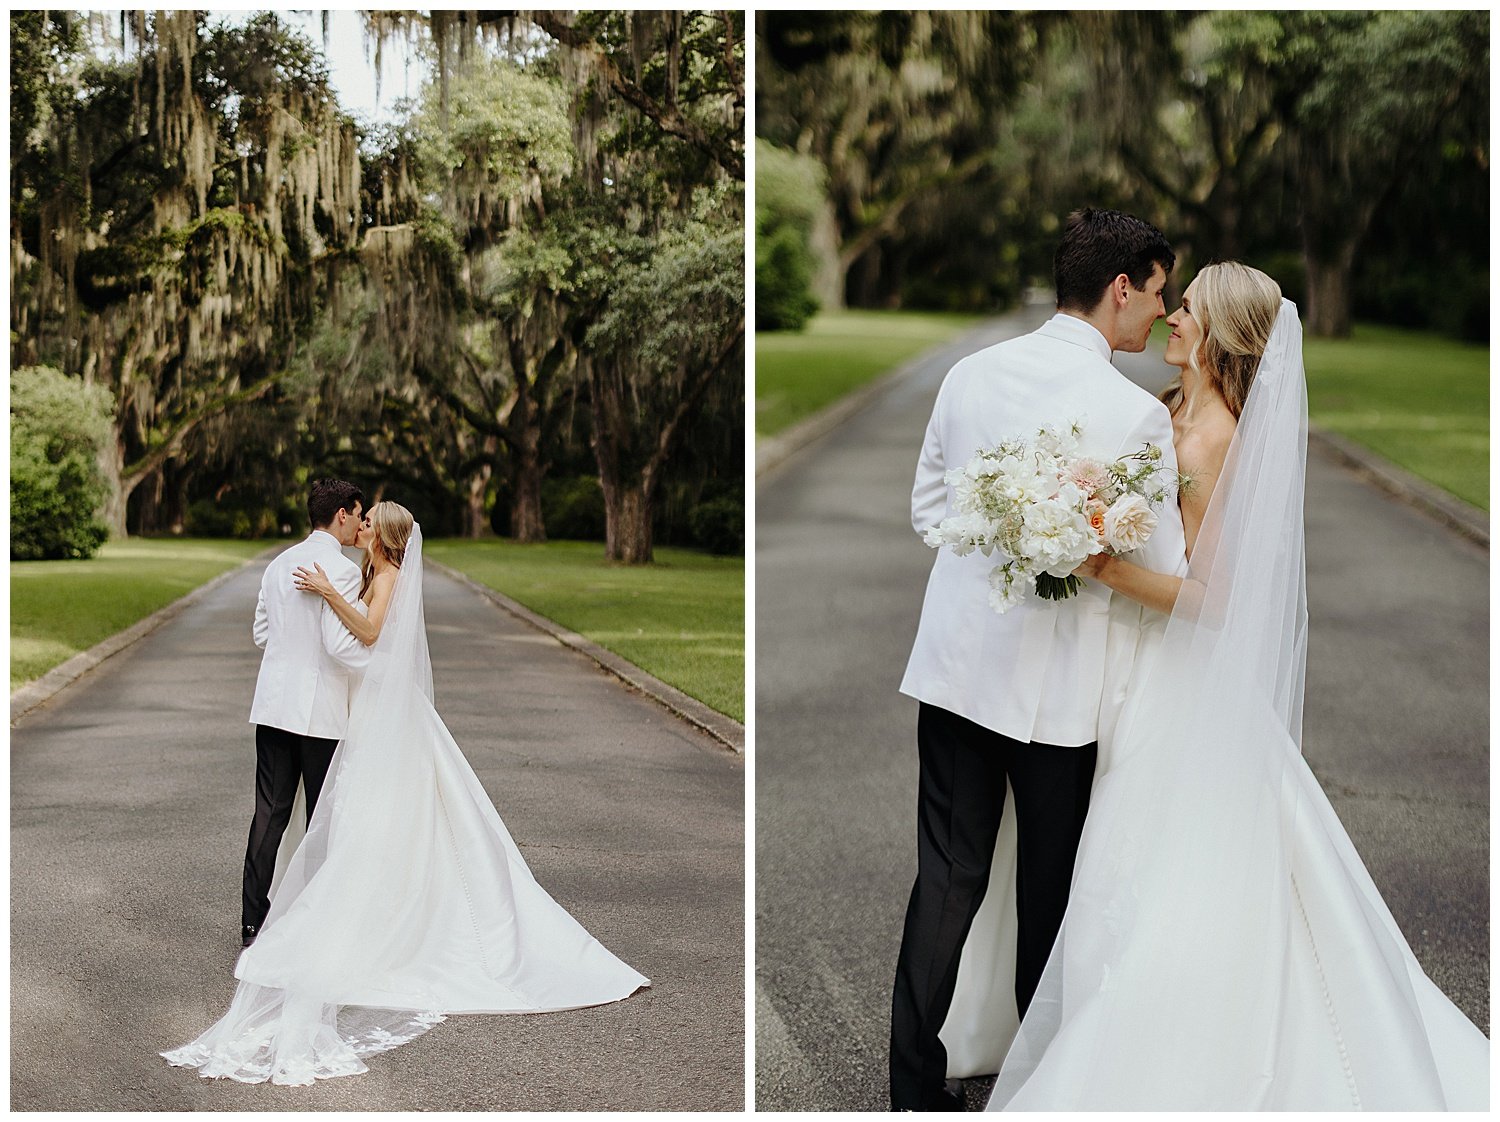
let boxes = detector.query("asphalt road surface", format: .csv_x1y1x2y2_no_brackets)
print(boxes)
12,559,744,1111
755,306,1489,1111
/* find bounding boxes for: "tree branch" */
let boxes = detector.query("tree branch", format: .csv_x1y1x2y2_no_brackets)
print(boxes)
643,321,743,490
1119,138,1207,221
411,359,522,452
719,11,744,111
121,367,282,486
519,11,744,179
838,149,990,271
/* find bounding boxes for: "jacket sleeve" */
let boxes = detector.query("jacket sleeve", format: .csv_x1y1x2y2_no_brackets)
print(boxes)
1119,400,1189,578
911,370,954,535
252,584,269,649
321,561,372,670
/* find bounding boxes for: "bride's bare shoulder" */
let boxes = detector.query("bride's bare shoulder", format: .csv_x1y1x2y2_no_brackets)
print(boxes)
361,567,398,608
1174,411,1236,477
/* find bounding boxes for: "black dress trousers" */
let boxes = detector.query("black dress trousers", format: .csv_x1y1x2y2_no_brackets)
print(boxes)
240,723,339,931
889,702,1096,1111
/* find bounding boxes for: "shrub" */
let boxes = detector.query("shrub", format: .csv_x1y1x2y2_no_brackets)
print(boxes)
756,140,825,332
542,474,606,541
184,498,283,539
689,495,744,556
11,366,115,560
757,225,819,332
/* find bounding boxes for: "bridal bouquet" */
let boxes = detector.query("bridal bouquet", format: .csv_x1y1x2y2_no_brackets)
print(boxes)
924,422,1181,614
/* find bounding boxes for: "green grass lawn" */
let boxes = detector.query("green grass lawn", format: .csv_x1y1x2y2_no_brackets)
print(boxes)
757,308,982,437
426,539,745,722
1302,324,1488,511
11,538,269,689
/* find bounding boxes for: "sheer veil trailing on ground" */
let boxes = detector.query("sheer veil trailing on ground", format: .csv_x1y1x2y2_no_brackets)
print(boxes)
163,526,648,1086
943,300,1487,1109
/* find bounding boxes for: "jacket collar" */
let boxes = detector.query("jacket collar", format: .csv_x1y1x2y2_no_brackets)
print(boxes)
309,528,343,549
1036,312,1113,361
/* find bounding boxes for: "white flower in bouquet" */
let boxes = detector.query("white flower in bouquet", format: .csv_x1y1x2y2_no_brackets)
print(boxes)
988,454,1050,505
1019,495,1095,578
1033,422,1081,461
988,567,1027,614
924,511,994,556
1101,492,1159,553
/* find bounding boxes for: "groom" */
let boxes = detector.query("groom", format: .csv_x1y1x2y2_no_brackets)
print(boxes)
241,478,370,947
890,209,1189,1110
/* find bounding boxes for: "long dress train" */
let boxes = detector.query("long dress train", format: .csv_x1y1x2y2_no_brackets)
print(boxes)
163,527,648,1085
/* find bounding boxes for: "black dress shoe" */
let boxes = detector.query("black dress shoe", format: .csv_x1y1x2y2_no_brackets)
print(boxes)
241,924,258,947
896,1084,965,1111
930,1081,966,1111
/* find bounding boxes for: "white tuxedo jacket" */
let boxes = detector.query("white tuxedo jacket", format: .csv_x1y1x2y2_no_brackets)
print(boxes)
900,314,1189,747
249,530,371,739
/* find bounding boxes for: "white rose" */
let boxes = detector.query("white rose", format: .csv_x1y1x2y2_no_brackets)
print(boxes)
1102,493,1158,553
1019,498,1093,577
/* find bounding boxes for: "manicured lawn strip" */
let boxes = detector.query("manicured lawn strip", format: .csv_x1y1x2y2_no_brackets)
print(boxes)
11,538,269,688
1302,325,1487,511
426,539,745,722
757,309,983,436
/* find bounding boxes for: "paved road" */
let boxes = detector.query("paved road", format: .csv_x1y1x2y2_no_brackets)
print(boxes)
754,307,1489,1111
12,560,744,1111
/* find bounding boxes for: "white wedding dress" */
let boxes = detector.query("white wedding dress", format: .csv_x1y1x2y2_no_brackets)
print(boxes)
940,301,1488,1109
163,527,648,1085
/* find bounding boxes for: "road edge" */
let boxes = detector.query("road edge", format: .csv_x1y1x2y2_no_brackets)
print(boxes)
1308,424,1487,550
429,559,746,754
10,547,279,726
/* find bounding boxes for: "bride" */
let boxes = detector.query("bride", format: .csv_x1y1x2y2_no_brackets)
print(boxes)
940,263,1488,1109
163,501,648,1085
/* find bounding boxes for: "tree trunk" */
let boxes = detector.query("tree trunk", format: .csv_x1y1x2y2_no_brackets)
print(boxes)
588,355,654,564
101,436,129,539
132,470,164,536
1303,240,1355,339
164,465,188,536
1295,134,1376,341
498,364,548,543
810,197,843,311
509,446,546,543
1197,158,1248,264
603,479,654,564
462,461,492,539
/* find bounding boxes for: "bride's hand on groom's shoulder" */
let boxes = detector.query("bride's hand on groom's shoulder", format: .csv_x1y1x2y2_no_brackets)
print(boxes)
293,562,335,599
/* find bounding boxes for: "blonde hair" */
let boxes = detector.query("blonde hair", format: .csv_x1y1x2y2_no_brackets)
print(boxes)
360,500,414,600
1160,261,1281,419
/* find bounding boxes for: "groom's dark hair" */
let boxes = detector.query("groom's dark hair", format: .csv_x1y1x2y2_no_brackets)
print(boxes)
308,478,364,530
1054,208,1175,313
